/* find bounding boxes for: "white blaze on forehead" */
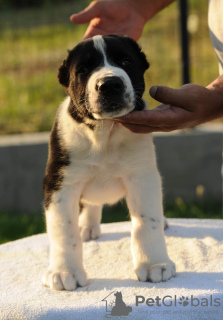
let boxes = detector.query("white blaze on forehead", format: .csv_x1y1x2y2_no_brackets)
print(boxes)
93,35,108,65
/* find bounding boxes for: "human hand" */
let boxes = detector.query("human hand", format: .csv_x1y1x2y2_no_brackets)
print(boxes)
114,81,223,133
70,0,147,41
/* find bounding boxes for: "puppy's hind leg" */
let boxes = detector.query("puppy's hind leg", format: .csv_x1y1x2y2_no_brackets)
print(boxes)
79,204,102,241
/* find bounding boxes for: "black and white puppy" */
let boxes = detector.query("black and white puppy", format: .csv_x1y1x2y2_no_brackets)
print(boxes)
42,35,176,291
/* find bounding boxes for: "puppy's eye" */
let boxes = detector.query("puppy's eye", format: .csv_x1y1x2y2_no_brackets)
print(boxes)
77,66,88,74
121,59,133,67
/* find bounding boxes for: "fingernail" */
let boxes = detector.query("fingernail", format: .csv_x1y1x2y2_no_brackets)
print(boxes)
150,86,158,98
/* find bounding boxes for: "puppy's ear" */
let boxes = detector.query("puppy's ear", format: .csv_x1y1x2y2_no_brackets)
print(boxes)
125,37,150,72
137,45,150,72
58,57,70,88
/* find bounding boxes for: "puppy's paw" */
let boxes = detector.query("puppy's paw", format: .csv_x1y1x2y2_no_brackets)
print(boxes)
42,268,87,291
80,225,101,241
135,260,176,283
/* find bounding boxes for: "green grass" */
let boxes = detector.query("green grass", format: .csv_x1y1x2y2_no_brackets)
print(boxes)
0,199,221,244
164,199,222,219
0,0,220,134
0,210,46,244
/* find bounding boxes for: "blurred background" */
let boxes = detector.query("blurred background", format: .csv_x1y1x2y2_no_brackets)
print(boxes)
0,0,222,244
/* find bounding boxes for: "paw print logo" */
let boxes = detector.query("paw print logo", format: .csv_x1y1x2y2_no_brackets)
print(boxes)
179,296,189,306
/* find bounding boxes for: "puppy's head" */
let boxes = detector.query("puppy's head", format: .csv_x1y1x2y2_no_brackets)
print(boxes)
58,35,149,121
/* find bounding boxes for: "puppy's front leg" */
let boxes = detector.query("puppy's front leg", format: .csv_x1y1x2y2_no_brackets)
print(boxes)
124,171,176,283
42,184,87,291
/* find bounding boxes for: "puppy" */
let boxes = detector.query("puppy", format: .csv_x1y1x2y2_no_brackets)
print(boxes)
42,35,176,291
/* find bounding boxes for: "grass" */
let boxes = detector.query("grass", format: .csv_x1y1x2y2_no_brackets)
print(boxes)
164,199,222,219
0,199,221,244
0,2,87,134
0,0,220,134
0,210,46,244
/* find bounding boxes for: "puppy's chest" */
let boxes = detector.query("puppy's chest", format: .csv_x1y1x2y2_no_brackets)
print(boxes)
69,143,127,177
67,124,136,176
68,143,129,205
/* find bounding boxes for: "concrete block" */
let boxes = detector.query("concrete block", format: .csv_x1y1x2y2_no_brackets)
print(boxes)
0,127,222,213
154,128,222,204
0,133,49,213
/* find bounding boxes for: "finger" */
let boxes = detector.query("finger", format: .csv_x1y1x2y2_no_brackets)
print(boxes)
118,122,153,133
115,104,194,128
114,110,152,125
70,1,102,24
82,24,107,40
149,85,198,109
114,107,178,125
118,122,180,133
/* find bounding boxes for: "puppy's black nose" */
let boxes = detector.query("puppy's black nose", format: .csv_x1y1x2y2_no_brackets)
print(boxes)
96,77,124,94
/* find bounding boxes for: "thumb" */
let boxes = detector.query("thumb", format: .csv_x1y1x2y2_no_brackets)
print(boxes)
70,1,102,24
149,85,194,109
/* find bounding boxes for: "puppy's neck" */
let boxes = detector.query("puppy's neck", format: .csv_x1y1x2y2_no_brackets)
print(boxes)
68,99,96,130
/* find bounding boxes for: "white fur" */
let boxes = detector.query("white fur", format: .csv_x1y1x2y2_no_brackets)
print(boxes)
93,35,107,62
42,38,176,291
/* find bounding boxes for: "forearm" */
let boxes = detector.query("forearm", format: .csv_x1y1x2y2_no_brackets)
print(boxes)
129,0,175,21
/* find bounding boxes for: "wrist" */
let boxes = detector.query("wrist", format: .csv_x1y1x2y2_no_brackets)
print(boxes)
206,75,223,119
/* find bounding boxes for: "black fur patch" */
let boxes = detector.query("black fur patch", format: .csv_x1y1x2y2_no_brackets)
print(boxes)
43,118,70,210
68,99,96,130
103,35,149,111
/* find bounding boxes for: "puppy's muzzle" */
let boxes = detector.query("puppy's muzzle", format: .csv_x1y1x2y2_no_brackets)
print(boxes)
96,76,126,113
96,76,124,96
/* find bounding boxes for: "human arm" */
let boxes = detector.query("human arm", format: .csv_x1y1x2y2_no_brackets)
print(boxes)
70,0,174,41
113,76,223,133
